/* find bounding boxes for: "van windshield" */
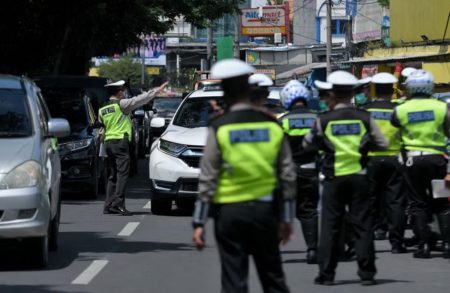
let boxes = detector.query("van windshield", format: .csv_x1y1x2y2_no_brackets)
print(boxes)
0,89,32,137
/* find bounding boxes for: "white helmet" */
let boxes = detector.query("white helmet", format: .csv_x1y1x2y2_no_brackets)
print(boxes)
314,80,332,90
371,72,398,84
210,59,255,79
401,67,417,78
248,73,273,87
405,69,434,96
327,71,359,86
280,80,310,110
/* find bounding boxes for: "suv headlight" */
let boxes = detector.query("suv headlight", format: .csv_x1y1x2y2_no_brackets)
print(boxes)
0,161,41,190
59,138,93,152
159,139,187,156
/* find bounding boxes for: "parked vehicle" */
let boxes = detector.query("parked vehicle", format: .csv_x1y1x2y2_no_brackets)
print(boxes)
148,88,224,214
143,96,183,156
35,77,107,197
0,75,70,267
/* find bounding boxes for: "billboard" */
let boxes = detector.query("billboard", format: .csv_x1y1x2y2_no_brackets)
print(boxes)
241,5,289,37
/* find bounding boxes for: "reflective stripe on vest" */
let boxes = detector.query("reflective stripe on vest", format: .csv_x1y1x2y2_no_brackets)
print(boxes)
99,102,132,141
367,108,401,156
396,99,447,154
214,121,284,204
281,113,316,137
324,120,368,177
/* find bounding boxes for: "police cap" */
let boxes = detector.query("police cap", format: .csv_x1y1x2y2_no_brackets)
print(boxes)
210,59,255,80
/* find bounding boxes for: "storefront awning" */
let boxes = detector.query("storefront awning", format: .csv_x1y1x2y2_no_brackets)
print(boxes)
340,52,450,64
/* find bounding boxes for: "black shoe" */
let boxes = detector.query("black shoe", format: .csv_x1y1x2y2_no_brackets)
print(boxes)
104,207,120,215
108,206,132,216
361,279,377,286
391,245,408,254
374,229,387,241
413,243,431,258
306,249,318,264
314,275,334,286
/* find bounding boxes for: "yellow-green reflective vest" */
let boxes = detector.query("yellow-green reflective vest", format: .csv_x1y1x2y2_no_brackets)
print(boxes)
280,110,317,137
364,100,401,156
98,101,132,141
395,98,447,155
214,120,284,204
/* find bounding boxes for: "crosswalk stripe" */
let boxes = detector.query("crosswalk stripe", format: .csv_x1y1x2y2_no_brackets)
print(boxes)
71,260,109,285
143,200,151,209
118,222,140,236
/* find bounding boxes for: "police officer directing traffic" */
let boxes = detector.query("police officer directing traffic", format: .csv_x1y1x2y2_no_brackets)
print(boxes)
391,69,450,259
99,80,168,215
278,80,320,264
303,71,388,286
363,73,408,253
192,59,297,293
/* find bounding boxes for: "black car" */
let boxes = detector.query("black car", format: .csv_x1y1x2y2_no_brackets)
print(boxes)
35,77,108,197
143,96,183,154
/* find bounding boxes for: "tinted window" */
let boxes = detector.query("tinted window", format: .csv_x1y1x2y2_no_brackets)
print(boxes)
0,89,32,137
153,98,182,118
173,97,224,128
41,88,87,133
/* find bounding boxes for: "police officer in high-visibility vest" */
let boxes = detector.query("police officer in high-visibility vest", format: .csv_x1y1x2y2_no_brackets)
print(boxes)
249,73,273,107
363,73,408,253
303,71,388,286
391,69,450,259
99,80,167,215
278,80,319,264
192,59,296,293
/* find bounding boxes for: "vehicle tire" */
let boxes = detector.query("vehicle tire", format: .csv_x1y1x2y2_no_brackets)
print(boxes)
27,235,49,268
49,200,61,252
151,198,172,215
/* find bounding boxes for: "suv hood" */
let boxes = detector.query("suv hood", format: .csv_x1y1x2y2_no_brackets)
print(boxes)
0,138,35,173
162,125,208,147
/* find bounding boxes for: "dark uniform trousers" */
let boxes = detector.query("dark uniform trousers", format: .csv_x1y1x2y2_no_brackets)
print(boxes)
368,156,406,247
296,168,319,250
404,155,450,244
104,138,130,210
214,201,289,293
319,174,376,281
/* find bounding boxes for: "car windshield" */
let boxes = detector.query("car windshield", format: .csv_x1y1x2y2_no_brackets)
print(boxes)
0,89,32,137
41,88,87,133
173,96,224,128
153,98,182,118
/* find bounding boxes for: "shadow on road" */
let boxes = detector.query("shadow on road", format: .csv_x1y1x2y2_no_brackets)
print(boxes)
0,285,85,293
333,279,413,285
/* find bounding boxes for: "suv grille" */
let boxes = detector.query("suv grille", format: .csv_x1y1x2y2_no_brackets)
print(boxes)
179,146,203,168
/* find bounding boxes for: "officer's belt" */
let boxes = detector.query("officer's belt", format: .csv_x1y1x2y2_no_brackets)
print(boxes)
406,151,437,157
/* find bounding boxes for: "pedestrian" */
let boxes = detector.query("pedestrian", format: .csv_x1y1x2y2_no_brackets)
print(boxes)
99,80,167,215
278,80,319,264
363,73,408,253
391,69,450,259
192,58,297,293
303,71,388,286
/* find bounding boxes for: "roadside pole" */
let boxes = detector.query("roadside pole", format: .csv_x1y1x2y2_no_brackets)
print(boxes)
234,13,240,58
326,0,332,76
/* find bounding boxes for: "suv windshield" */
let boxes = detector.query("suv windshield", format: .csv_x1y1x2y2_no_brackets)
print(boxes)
173,96,224,128
153,97,182,118
0,89,32,137
41,88,87,133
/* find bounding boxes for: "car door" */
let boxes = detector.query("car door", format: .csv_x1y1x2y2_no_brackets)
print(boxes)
36,90,60,218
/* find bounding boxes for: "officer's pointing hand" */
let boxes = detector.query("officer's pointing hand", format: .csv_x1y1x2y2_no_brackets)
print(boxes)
193,227,205,250
157,81,169,95
279,223,293,245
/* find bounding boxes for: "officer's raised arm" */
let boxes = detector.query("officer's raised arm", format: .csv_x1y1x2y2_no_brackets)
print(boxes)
119,81,168,114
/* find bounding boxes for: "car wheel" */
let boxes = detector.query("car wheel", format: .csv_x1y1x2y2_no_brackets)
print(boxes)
151,199,172,215
27,235,49,268
49,200,61,252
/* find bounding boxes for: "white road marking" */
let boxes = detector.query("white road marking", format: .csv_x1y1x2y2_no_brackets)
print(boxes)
72,260,109,285
143,200,151,209
118,222,140,236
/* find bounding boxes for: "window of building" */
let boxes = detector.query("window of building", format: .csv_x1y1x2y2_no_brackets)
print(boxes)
331,19,349,36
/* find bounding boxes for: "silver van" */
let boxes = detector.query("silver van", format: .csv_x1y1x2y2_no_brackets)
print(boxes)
0,75,70,267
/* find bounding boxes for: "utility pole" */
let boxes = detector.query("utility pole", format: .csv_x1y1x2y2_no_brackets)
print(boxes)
326,0,332,75
206,19,213,70
234,13,241,58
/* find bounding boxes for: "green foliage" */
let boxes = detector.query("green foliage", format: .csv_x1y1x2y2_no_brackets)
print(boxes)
164,68,197,92
97,55,148,86
378,0,390,7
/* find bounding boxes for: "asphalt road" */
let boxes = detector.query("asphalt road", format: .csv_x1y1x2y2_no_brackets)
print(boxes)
0,158,449,293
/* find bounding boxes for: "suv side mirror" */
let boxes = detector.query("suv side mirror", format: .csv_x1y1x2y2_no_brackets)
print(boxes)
134,108,145,117
150,117,165,128
48,118,71,138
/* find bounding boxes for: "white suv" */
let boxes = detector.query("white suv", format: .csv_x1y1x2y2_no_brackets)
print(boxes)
148,88,224,214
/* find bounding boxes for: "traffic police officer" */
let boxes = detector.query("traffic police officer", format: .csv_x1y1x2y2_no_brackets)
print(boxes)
391,69,450,259
248,73,273,107
192,59,296,293
278,80,319,264
363,73,407,253
303,71,388,286
99,80,167,215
